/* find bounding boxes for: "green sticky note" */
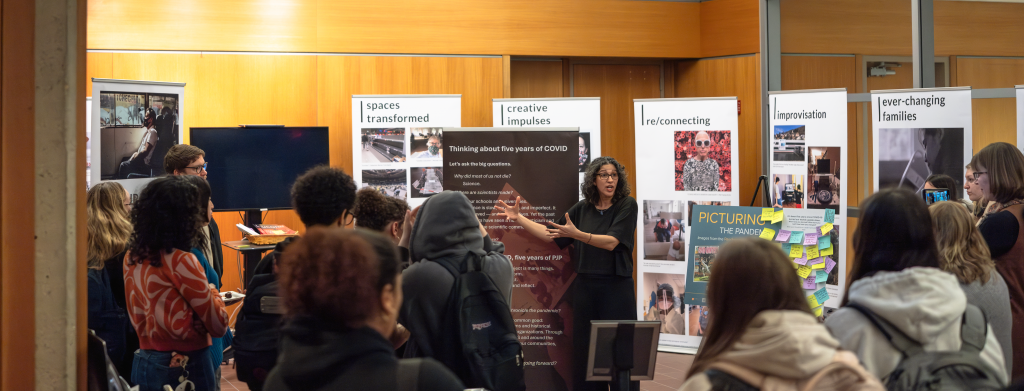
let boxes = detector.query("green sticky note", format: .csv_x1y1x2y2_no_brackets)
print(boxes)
789,231,804,244
825,208,835,223
814,287,830,304
815,269,828,283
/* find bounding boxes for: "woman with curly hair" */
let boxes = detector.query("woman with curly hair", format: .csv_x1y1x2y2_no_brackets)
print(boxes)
930,200,1012,373
498,156,638,391
87,181,136,380
124,176,228,391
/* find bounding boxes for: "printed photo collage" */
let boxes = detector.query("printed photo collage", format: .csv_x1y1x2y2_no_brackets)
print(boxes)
771,125,842,215
359,127,444,201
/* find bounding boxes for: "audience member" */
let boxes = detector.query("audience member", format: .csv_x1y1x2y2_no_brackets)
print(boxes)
930,200,1012,373
86,182,136,381
354,187,410,244
966,164,987,220
165,144,224,278
926,173,974,213
400,191,513,384
973,142,1024,380
264,227,464,391
682,237,881,390
252,165,357,276
124,176,228,391
180,175,234,391
824,188,1007,384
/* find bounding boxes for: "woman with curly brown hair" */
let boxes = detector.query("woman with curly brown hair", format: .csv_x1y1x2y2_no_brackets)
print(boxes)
265,228,464,391
930,200,1012,373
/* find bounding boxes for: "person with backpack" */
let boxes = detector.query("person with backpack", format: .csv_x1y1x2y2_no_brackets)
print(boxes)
401,190,521,391
824,188,1009,388
681,237,883,391
498,156,638,391
264,227,465,391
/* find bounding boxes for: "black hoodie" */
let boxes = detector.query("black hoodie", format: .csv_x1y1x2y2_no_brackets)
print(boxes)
400,191,514,359
263,317,464,391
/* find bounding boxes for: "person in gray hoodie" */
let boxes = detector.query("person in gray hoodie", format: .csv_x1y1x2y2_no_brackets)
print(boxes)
399,191,514,363
824,188,1009,385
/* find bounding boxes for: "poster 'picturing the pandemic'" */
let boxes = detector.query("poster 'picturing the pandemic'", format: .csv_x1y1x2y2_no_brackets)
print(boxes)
91,79,185,197
446,128,578,391
872,87,973,198
351,95,461,207
633,97,740,353
493,98,602,200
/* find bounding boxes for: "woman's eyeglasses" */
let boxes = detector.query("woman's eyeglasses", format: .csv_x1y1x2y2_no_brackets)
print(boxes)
597,173,618,181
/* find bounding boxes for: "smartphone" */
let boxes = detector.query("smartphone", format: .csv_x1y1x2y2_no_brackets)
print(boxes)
923,188,950,205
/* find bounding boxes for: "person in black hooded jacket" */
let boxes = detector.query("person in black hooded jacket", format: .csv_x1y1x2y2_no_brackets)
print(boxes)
399,191,514,366
264,227,464,391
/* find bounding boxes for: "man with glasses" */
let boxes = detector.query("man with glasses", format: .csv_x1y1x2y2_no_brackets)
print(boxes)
682,131,720,192
164,144,223,278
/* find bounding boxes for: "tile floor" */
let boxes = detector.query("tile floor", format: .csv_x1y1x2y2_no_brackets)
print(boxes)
219,352,693,391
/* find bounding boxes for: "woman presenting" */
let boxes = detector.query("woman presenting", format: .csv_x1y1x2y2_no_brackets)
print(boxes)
498,156,638,391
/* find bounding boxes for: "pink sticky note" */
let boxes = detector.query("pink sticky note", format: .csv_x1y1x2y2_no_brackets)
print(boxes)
806,257,823,266
803,232,819,246
803,276,817,289
775,230,791,242
793,255,808,265
824,257,836,273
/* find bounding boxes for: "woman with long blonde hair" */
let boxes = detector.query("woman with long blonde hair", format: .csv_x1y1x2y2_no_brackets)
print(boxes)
930,200,1012,374
86,181,136,381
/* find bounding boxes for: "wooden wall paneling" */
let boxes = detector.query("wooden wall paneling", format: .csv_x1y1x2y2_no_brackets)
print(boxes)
955,57,1024,153
315,0,700,58
700,0,760,58
674,55,762,208
934,2,1024,57
780,55,860,206
108,53,201,142
88,0,318,52
562,59,570,97
509,60,563,99
502,55,511,99
949,56,958,88
85,52,111,97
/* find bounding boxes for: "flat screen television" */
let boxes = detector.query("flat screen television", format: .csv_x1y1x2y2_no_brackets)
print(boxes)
190,127,330,211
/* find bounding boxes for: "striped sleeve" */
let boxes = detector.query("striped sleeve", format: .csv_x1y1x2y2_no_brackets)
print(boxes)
170,251,229,338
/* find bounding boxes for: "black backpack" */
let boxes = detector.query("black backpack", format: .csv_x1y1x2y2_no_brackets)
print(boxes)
432,252,525,391
846,302,1004,391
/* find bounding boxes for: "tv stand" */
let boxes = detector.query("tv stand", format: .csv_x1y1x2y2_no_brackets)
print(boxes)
220,210,274,289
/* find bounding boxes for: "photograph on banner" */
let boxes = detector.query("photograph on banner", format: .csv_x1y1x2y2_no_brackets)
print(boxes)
687,305,709,336
578,132,592,172
351,95,460,207
807,147,841,213
361,128,406,163
361,169,407,199
642,200,685,261
686,200,731,227
99,92,179,180
772,174,804,209
871,88,973,200
410,167,443,197
772,125,806,162
877,128,964,193
410,127,443,160
675,130,732,192
641,273,687,335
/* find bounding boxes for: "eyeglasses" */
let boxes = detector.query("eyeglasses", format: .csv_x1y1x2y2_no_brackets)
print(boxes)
186,163,208,173
695,140,711,147
973,171,988,180
597,173,618,181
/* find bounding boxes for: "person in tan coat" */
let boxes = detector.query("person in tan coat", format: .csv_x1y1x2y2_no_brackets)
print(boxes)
680,237,882,391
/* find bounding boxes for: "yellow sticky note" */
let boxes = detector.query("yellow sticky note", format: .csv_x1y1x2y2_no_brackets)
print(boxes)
761,208,774,223
820,222,833,235
772,208,784,224
814,306,823,317
793,262,799,269
811,261,826,270
806,246,820,260
789,244,804,258
796,265,812,278
759,228,777,240
807,294,820,308
821,245,834,257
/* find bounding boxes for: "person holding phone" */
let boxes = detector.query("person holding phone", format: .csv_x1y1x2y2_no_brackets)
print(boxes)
498,156,638,391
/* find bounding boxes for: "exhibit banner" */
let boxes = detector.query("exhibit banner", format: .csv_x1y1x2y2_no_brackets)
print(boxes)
492,98,601,199
871,87,973,198
632,97,740,353
91,79,185,198
767,88,848,307
445,127,578,391
351,95,461,207
1017,85,1023,149
686,206,841,326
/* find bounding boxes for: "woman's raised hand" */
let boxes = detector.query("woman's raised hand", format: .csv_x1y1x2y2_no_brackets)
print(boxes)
497,196,523,222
